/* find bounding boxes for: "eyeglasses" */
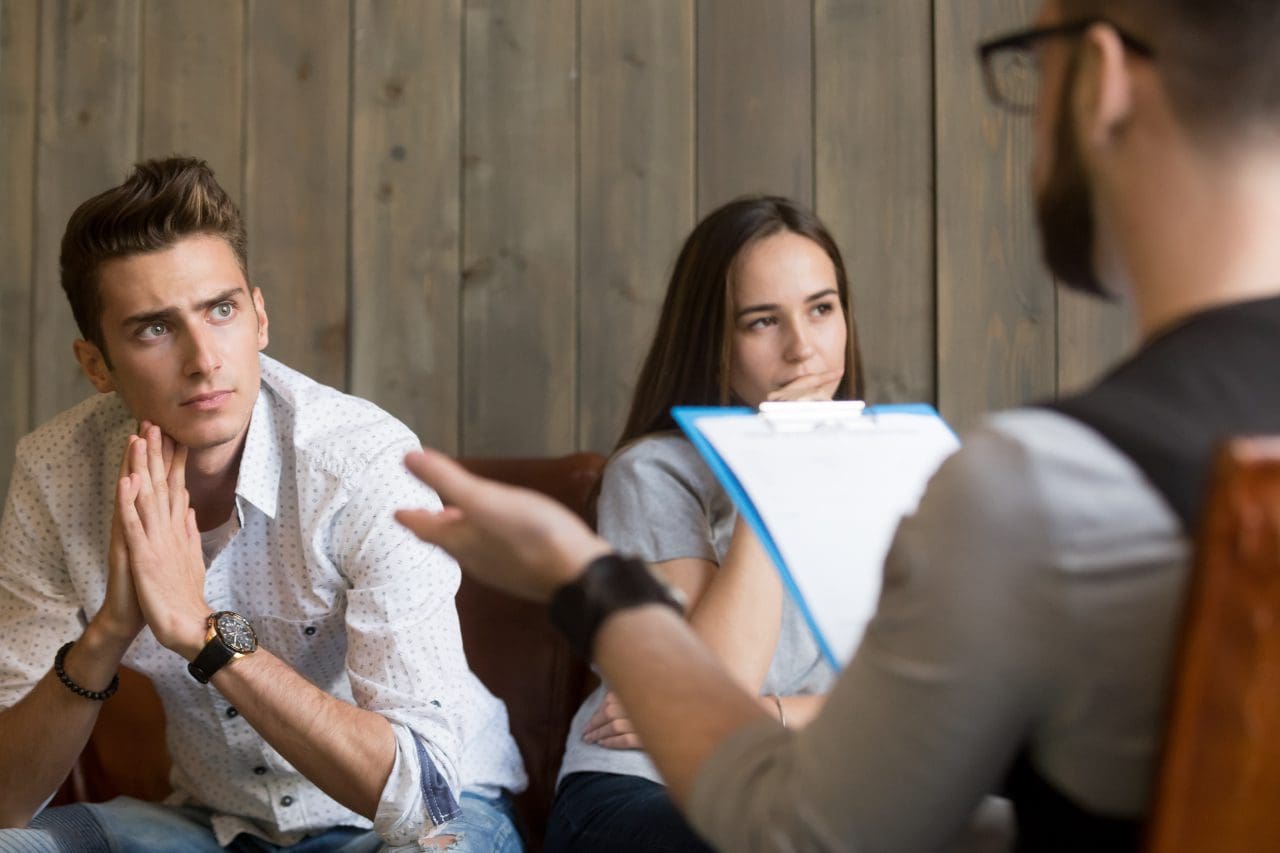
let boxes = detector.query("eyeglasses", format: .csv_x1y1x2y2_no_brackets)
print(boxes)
977,19,1155,114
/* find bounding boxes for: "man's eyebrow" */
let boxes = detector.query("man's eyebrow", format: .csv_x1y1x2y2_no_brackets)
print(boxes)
734,288,839,320
120,288,246,327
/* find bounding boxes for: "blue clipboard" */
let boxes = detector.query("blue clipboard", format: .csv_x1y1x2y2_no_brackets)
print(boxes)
673,403,954,670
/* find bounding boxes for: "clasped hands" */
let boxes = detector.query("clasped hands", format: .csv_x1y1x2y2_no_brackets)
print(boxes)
96,422,210,660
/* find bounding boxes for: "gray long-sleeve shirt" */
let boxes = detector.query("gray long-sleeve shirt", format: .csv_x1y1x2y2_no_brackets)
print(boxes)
688,408,1187,851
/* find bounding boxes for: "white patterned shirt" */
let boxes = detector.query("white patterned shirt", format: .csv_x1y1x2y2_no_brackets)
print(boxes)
0,354,526,847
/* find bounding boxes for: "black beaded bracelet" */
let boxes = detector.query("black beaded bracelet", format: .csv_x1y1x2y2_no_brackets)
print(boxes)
53,641,119,701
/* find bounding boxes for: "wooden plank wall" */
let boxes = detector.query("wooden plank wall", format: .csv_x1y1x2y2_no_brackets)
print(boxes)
0,0,1134,500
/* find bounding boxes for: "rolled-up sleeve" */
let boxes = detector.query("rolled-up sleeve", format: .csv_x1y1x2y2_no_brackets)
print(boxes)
329,435,488,843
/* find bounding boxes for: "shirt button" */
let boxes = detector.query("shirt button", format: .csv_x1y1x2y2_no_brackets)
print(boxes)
280,796,294,807
303,626,317,636
253,766,267,776
226,707,239,718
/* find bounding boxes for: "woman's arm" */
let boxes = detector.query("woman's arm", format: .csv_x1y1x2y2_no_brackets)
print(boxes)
654,517,782,691
755,692,828,728
584,519,787,748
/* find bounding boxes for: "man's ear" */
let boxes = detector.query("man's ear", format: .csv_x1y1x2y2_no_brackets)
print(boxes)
1075,22,1136,148
73,339,115,393
252,286,269,351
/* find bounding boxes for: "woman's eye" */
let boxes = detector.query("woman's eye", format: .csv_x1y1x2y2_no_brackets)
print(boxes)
812,301,835,317
212,302,235,320
746,316,776,330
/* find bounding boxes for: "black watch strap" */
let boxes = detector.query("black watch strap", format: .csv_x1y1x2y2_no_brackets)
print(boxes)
188,637,236,684
549,553,684,660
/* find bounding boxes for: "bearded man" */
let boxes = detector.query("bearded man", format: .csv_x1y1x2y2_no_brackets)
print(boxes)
394,0,1280,849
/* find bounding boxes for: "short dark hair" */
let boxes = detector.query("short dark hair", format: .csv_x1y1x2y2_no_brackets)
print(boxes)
59,156,247,361
1063,0,1280,140
617,195,865,449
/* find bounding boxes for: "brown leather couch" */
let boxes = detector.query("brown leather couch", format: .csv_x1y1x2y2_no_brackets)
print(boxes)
52,452,605,851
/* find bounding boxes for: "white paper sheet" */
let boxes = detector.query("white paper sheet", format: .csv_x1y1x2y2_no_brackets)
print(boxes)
686,406,959,667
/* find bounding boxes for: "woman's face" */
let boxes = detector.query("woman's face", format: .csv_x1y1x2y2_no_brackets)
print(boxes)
728,231,848,408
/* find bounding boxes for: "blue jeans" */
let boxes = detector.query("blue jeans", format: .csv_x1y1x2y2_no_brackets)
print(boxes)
545,772,713,853
0,792,521,853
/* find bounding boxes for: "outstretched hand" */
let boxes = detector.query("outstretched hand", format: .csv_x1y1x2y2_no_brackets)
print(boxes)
395,449,611,603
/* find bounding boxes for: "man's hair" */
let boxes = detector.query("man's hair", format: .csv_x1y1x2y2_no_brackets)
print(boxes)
60,156,247,360
1063,0,1280,140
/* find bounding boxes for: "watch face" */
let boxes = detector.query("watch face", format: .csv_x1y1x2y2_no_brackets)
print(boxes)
213,611,258,654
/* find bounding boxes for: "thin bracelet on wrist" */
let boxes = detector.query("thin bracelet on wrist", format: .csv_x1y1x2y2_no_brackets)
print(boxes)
53,641,120,701
770,693,788,728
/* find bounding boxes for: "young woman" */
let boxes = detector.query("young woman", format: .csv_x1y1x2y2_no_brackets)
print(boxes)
545,196,865,852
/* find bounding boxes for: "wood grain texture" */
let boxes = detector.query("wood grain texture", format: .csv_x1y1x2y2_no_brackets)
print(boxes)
244,0,349,390
1055,286,1135,396
0,1,1144,466
578,0,694,452
351,0,462,453
33,0,141,426
815,0,934,405
0,0,37,498
696,0,813,214
935,0,1053,429
140,0,244,204
462,0,577,456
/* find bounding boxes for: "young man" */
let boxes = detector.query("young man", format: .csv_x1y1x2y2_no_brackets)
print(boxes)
0,158,525,851
397,0,1280,849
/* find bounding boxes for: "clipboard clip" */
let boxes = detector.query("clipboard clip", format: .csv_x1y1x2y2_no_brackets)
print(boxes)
757,400,872,432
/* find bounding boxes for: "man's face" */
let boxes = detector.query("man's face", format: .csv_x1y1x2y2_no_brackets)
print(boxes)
1031,1,1110,298
79,234,269,451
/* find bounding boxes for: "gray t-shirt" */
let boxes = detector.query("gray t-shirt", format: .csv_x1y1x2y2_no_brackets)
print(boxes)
688,409,1187,851
557,433,836,786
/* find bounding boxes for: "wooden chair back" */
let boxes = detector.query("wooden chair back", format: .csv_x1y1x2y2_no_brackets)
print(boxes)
1147,437,1280,851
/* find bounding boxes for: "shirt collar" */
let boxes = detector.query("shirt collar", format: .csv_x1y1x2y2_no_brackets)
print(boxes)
235,380,282,520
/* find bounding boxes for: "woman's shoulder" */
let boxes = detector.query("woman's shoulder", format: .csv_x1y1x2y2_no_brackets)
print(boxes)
607,432,716,493
598,432,731,561
612,431,701,466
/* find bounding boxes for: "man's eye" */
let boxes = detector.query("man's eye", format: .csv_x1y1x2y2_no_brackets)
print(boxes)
138,322,168,340
212,302,235,320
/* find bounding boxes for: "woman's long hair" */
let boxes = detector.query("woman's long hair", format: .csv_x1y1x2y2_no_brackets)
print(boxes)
616,195,865,451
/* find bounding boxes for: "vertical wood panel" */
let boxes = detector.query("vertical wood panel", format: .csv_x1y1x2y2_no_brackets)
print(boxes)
140,0,244,205
0,0,37,496
1056,287,1134,395
0,1,1143,465
816,0,934,405
935,0,1053,429
462,0,577,456
578,1,694,452
696,0,813,214
33,0,141,426
351,0,462,453
245,0,349,390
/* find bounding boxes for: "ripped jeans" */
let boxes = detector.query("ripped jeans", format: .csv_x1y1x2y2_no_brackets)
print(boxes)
0,791,522,853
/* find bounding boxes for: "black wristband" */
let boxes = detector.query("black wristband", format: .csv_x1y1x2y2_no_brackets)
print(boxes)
549,553,684,660
53,641,119,701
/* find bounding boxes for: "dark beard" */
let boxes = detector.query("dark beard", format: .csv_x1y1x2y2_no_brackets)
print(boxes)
1035,57,1112,299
